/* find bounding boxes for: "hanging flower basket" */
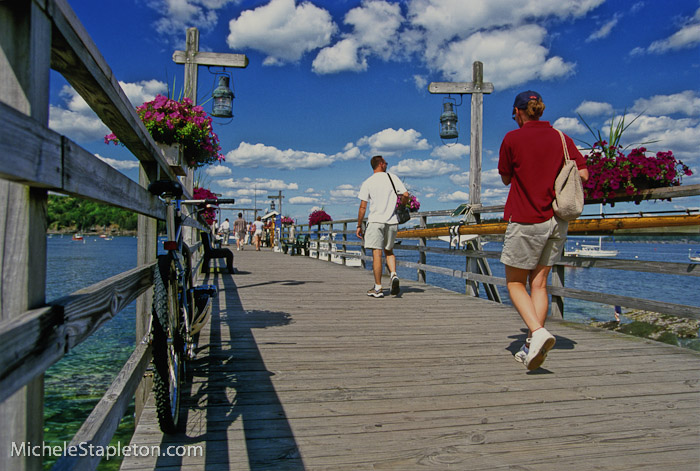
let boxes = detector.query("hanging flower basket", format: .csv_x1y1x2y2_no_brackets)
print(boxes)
309,210,332,226
584,145,693,205
193,187,217,225
105,95,225,170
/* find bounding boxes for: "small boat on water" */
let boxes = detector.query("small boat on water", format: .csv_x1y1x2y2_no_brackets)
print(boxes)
689,249,700,262
565,237,618,258
72,233,84,241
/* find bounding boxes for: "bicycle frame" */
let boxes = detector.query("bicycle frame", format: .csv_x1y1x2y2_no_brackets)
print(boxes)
147,179,234,433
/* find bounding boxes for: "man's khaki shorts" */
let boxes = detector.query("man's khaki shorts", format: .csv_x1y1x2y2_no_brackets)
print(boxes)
500,216,568,269
364,222,398,250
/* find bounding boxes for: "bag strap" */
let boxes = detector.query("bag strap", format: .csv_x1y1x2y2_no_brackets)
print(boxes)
555,129,571,162
387,173,400,195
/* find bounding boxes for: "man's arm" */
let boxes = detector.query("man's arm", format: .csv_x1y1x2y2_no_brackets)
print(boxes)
356,200,367,238
400,191,409,206
501,174,511,186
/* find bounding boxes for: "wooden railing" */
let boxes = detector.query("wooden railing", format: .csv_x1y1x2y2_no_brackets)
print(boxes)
0,1,194,470
286,184,700,323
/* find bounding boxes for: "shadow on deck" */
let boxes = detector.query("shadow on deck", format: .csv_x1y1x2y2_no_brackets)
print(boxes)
121,248,700,471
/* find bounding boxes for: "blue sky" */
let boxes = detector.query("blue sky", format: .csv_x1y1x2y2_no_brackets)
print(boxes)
49,0,700,223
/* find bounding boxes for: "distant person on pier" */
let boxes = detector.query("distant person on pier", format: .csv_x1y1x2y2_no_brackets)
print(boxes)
356,155,409,298
233,213,247,251
252,216,264,251
219,218,230,245
498,91,588,371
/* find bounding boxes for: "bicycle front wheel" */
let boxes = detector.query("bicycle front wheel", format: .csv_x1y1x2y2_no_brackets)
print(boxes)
152,253,185,434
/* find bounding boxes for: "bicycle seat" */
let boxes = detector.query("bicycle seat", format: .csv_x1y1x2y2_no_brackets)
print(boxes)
148,180,183,198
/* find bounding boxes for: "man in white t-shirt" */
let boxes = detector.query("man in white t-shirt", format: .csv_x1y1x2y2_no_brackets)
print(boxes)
356,155,409,298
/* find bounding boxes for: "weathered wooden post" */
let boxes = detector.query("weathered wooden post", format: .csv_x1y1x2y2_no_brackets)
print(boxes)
0,3,51,470
172,27,248,234
429,62,496,298
418,215,427,283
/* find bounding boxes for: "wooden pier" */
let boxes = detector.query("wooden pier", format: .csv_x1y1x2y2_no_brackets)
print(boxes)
123,248,700,471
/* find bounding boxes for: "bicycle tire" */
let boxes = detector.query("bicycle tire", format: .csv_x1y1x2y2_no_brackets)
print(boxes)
152,253,185,434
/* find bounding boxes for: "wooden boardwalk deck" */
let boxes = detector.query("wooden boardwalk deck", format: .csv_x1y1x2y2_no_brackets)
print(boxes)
121,248,700,471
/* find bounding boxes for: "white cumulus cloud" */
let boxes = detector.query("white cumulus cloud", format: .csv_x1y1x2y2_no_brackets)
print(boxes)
227,0,336,65
645,7,700,54
431,143,470,160
388,158,460,178
357,127,430,155
575,100,615,117
553,117,587,135
205,165,233,177
289,196,318,204
95,154,140,171
49,80,167,142
632,91,700,117
217,177,299,190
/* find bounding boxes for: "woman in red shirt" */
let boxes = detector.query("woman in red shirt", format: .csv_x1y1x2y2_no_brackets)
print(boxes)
498,91,588,371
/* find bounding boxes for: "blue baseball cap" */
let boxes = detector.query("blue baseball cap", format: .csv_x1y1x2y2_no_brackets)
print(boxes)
513,90,542,109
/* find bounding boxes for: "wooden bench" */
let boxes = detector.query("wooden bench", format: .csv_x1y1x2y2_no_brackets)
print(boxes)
282,234,310,256
200,232,234,274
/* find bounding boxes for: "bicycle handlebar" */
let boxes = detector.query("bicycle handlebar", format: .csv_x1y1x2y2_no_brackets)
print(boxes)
216,199,236,204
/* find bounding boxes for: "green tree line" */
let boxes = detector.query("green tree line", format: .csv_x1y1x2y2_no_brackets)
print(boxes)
48,194,137,232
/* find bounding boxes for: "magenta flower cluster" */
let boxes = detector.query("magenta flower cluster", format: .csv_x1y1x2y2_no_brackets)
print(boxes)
280,216,294,225
193,187,217,224
308,210,332,226
105,95,224,168
584,142,693,204
396,194,421,212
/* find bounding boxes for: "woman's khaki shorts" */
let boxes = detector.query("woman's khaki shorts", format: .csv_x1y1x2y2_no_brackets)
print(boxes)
364,222,398,250
500,216,568,270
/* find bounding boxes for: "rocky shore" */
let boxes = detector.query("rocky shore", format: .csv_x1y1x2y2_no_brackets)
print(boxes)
591,309,700,349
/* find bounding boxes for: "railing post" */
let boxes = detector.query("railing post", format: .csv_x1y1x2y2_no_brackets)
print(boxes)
134,162,158,422
342,222,348,266
315,224,320,260
465,243,479,297
360,221,367,269
418,215,427,283
326,223,333,262
551,264,565,319
0,3,51,470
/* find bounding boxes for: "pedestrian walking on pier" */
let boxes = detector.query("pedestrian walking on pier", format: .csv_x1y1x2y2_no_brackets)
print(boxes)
357,155,409,298
498,90,588,370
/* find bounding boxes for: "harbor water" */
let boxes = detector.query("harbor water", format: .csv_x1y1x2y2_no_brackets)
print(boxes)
42,234,699,468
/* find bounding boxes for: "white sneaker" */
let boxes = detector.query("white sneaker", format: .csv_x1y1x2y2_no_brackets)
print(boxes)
367,287,384,298
390,274,400,295
524,328,555,371
514,339,530,363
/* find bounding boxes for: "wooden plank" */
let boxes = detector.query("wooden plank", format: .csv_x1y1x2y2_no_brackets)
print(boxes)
0,306,65,404
0,3,51,471
52,340,151,471
51,263,155,352
172,50,249,68
0,262,156,402
0,101,167,220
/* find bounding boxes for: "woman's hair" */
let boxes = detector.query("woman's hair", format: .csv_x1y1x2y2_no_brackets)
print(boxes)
523,99,545,120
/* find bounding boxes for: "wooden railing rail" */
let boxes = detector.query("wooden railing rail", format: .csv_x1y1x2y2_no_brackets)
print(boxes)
287,189,700,323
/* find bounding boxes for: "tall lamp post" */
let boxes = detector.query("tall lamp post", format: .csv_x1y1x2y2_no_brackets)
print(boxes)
172,27,248,193
429,61,494,216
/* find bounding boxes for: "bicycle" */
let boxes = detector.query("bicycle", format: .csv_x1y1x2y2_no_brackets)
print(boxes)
147,179,235,433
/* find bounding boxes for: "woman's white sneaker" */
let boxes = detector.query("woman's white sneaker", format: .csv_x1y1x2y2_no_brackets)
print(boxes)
524,328,555,370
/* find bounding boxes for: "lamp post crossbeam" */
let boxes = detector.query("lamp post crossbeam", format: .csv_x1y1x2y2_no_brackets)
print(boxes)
428,82,494,94
172,50,249,68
